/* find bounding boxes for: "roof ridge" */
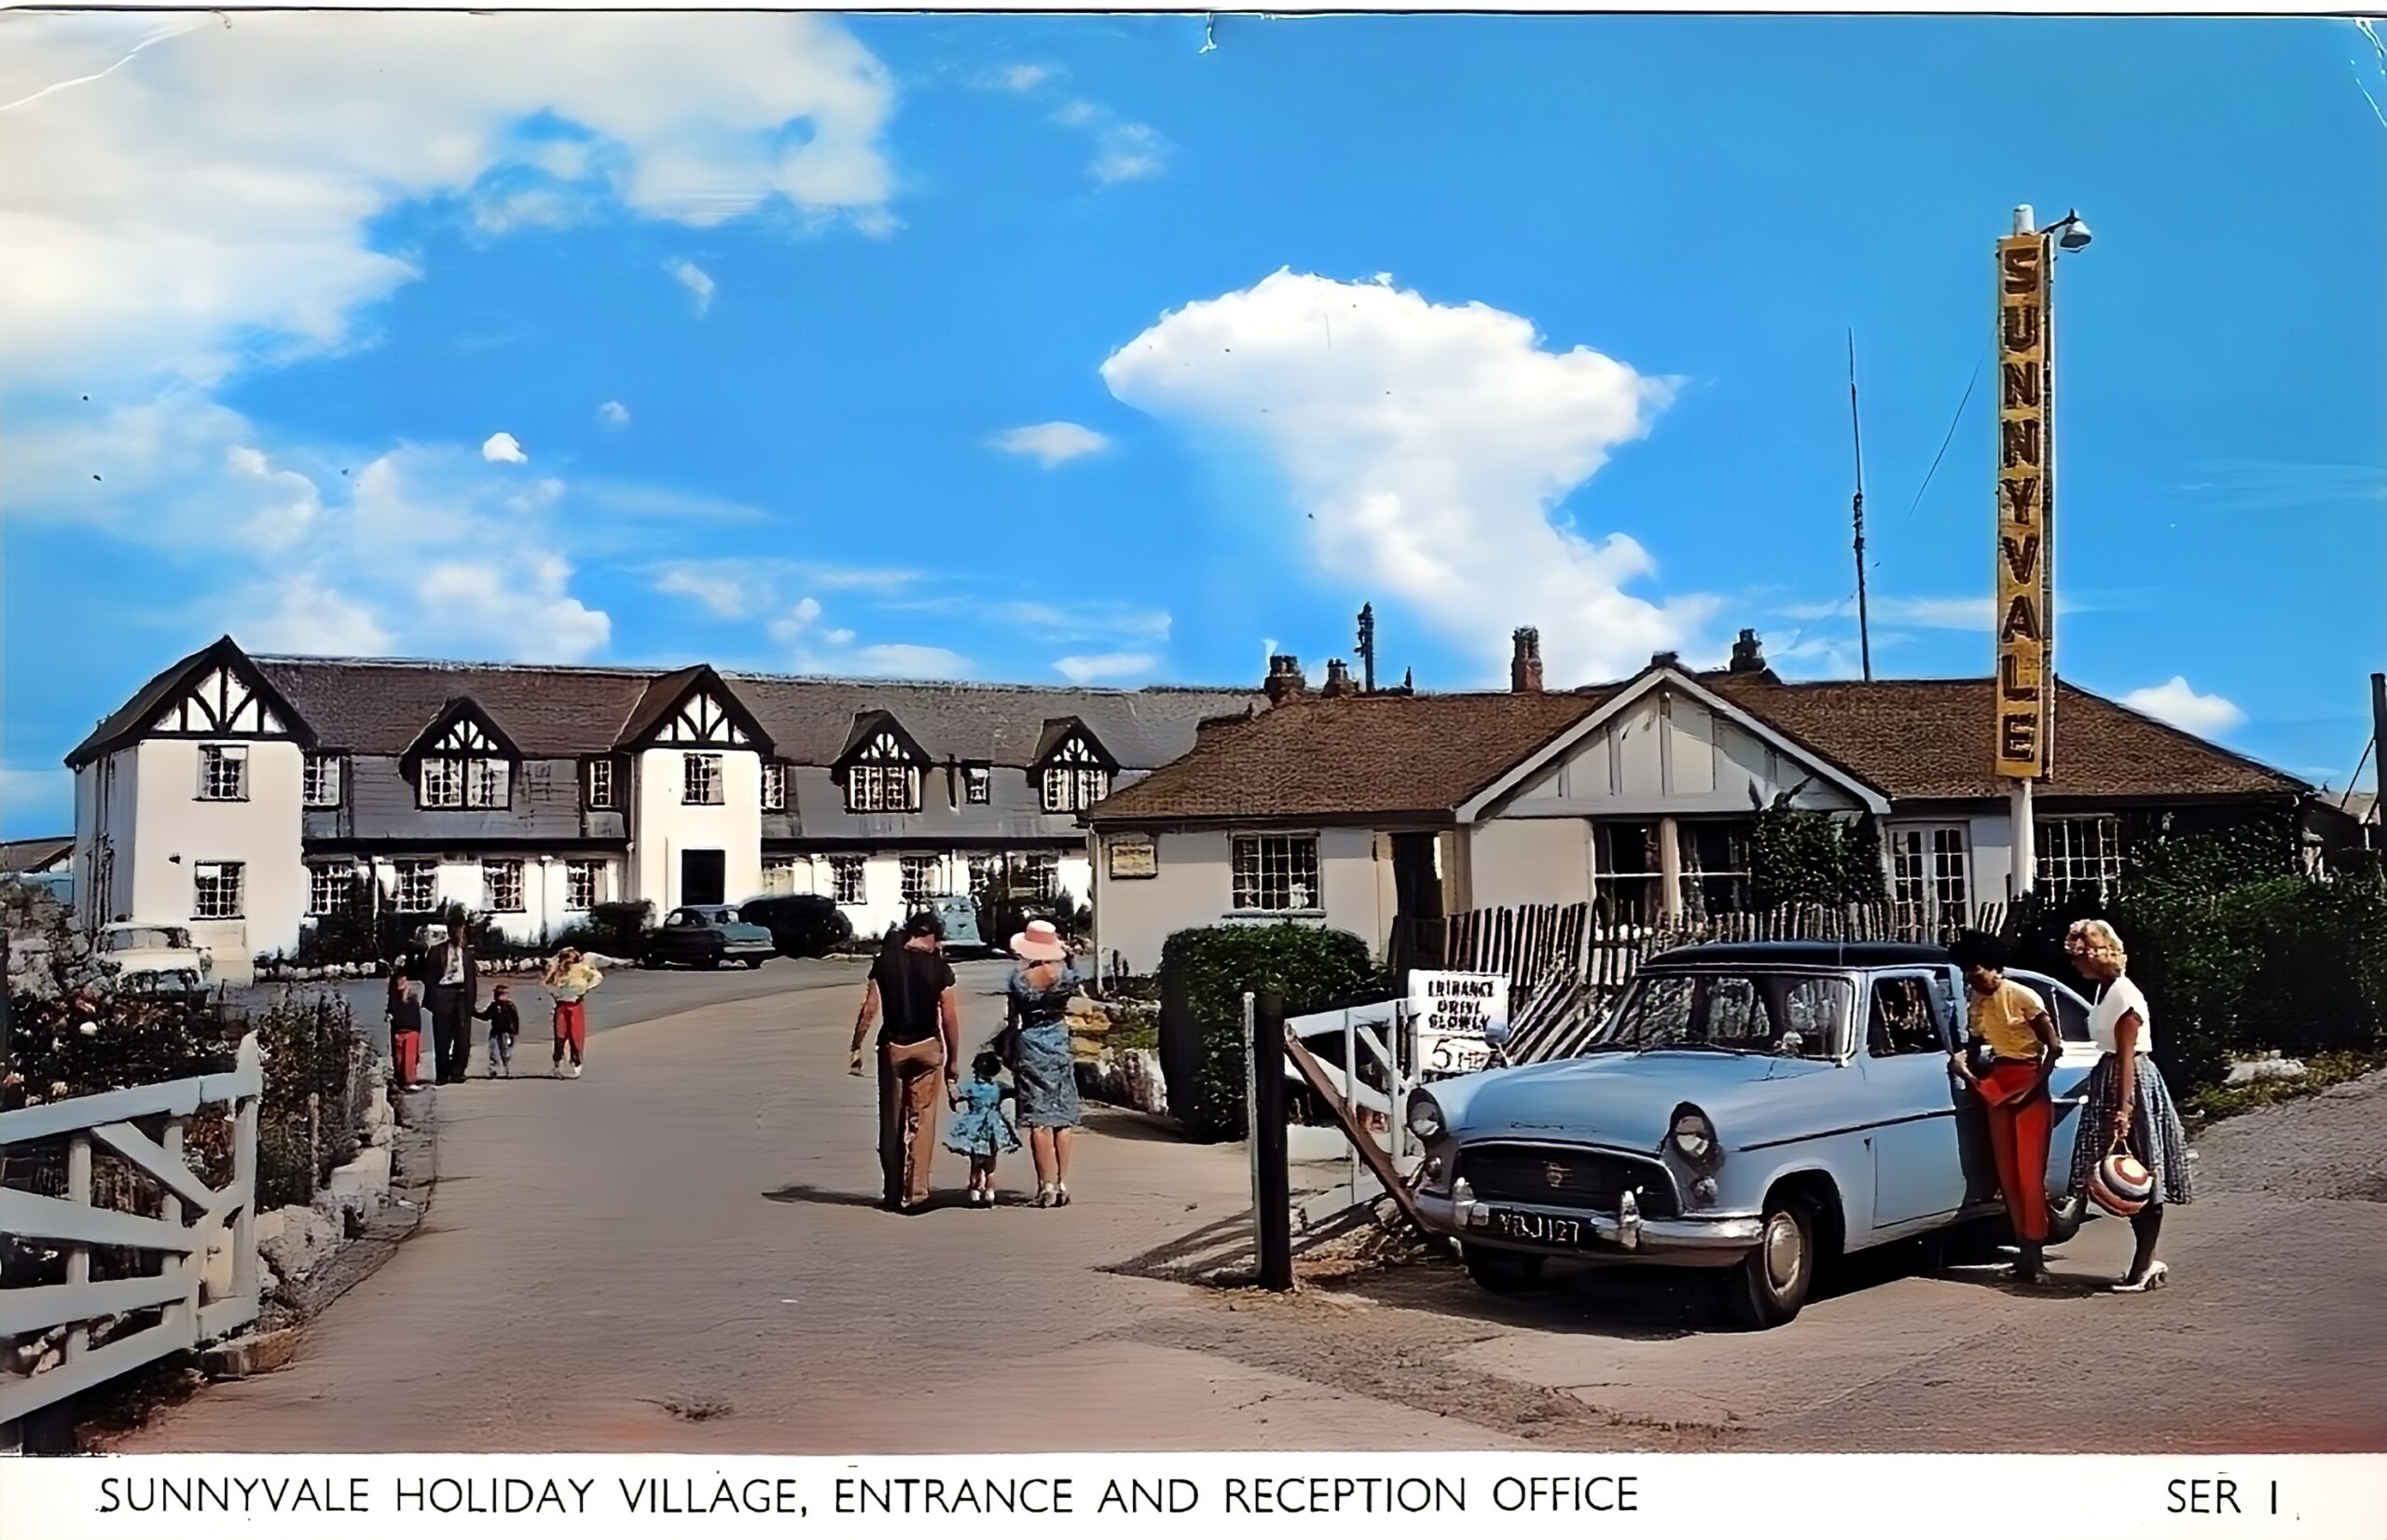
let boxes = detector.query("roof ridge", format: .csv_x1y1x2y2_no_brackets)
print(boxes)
254,653,1261,696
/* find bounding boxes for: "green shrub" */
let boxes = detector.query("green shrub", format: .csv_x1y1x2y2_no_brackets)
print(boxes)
1156,923,1387,1142
588,901,654,953
1748,798,1886,911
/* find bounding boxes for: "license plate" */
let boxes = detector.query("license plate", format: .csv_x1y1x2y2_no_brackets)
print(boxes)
1490,1210,1581,1245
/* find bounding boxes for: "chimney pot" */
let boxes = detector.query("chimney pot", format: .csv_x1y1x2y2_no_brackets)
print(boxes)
1263,653,1307,706
1729,628,1766,674
1651,650,1681,670
1322,658,1355,697
1510,626,1544,693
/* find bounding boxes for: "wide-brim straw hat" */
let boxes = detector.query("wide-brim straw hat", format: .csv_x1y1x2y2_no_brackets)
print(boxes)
1010,919,1069,962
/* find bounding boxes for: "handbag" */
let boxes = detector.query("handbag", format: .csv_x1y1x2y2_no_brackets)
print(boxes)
2089,1128,2155,1217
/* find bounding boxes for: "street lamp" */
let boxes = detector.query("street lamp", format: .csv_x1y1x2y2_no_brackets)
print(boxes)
2039,208,2093,252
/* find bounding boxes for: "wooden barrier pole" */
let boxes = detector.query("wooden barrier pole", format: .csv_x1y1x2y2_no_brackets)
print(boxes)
1251,987,1292,1291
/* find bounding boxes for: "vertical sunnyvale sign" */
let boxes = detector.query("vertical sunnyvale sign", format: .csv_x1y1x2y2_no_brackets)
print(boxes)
1994,230,2054,779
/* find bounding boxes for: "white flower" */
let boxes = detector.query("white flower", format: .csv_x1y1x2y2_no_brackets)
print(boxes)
77,1022,99,1036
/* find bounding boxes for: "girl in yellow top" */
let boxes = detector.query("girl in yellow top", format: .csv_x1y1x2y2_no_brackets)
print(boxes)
1948,930,2063,1284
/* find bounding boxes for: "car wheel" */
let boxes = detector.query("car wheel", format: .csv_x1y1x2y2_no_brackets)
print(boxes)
700,952,723,970
641,951,666,970
1728,1196,1816,1329
742,955,766,969
1461,1244,1549,1295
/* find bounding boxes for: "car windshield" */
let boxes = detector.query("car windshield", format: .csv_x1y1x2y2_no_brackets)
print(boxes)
1590,971,1852,1061
104,927,186,952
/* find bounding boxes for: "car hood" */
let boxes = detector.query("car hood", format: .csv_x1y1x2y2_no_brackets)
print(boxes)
1434,1051,1833,1154
720,923,776,944
105,947,210,974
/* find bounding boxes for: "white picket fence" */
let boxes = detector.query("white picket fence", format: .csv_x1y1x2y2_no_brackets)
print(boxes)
0,1034,263,1429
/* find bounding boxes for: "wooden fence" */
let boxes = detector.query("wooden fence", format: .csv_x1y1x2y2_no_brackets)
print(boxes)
0,1034,262,1431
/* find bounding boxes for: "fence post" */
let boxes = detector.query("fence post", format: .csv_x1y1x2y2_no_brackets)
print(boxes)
62,1134,90,1362
1250,987,1292,1291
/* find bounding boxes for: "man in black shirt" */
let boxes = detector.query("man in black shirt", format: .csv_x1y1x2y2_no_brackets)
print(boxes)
849,912,961,1213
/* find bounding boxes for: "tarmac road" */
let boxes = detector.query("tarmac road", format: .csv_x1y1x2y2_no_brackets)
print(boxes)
117,969,2387,1453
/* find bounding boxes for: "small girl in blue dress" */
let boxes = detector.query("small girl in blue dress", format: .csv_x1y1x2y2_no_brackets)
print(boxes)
941,1050,1021,1207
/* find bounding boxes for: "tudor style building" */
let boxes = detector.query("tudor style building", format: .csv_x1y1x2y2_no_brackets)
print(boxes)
65,638,1260,975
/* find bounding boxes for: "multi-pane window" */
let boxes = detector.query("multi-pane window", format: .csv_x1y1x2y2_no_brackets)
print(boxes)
192,860,244,919
1889,824,1973,938
1593,821,1663,928
468,758,510,809
303,753,341,808
901,856,938,905
584,758,615,810
827,855,866,904
962,764,991,805
420,757,463,808
393,859,439,912
199,744,248,801
1021,853,1061,901
1039,736,1111,813
1231,834,1318,913
308,864,355,916
421,758,507,806
482,859,525,913
564,859,601,912
762,856,804,896
1677,821,1755,921
683,752,724,806
845,730,920,814
2037,815,2124,901
761,761,788,813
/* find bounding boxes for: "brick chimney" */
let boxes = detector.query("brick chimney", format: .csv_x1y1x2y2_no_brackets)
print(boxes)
1729,628,1766,674
1510,626,1544,693
1321,658,1356,697
1263,653,1306,706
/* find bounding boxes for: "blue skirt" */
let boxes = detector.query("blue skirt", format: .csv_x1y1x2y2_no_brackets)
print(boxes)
1010,1022,1083,1129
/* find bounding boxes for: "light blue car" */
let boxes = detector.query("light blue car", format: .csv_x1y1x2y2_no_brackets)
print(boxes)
1404,941,2102,1328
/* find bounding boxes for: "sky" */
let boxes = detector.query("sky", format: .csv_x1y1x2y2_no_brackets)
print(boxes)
4,13,2382,838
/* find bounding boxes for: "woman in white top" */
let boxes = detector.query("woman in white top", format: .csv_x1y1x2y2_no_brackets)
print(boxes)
2063,918,2196,1291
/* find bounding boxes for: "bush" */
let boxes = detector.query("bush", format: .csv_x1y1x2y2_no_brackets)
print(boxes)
1156,923,1387,1142
588,901,653,953
1748,797,1886,911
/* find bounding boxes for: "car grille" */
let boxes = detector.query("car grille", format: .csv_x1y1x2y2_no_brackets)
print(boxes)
1459,1144,1679,1217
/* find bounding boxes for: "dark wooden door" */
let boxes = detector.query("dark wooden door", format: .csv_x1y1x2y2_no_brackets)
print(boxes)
681,848,726,907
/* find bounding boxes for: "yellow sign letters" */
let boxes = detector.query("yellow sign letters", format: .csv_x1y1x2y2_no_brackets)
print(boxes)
1994,234,2053,779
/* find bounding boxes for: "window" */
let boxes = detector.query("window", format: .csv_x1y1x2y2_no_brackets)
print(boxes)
1889,824,1973,938
1868,975,1949,1058
192,861,244,920
827,856,866,905
901,855,937,905
1039,735,1111,813
1593,821,1663,928
962,764,991,805
303,753,341,808
2037,815,2123,901
308,865,354,916
1677,821,1754,920
420,757,463,808
483,859,525,913
683,752,724,806
1595,971,1849,1060
199,744,248,802
1020,853,1061,901
762,856,803,896
844,729,920,814
421,754,506,808
468,758,510,809
761,761,787,813
584,759,615,810
393,859,438,912
1232,834,1318,913
564,859,600,912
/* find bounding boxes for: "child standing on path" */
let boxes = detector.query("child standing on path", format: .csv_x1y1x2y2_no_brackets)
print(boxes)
474,984,522,1079
387,977,427,1092
941,1050,1022,1207
541,947,631,1079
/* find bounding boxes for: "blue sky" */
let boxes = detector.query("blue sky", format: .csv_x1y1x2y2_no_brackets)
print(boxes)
5,14,2382,837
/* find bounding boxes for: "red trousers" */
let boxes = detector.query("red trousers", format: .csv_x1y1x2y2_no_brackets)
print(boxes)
553,998,587,1065
391,1028,421,1087
1978,1060,2050,1244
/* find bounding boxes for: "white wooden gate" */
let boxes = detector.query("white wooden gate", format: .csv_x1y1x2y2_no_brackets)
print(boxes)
1,1034,262,1427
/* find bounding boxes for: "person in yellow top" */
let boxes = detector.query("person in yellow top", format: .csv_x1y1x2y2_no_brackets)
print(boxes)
1948,930,2063,1283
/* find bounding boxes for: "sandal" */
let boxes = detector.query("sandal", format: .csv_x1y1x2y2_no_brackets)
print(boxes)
1052,1183,1070,1207
2111,1260,2170,1293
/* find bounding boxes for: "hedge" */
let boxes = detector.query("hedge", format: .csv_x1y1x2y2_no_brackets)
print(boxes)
1156,923,1387,1143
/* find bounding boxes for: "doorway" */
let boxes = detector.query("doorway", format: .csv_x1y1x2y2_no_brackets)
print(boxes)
681,848,725,907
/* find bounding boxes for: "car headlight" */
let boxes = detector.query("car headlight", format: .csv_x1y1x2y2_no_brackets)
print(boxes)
1405,1090,1445,1143
1669,1104,1720,1168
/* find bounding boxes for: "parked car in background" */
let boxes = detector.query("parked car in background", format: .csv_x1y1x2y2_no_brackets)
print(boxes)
98,921,214,982
738,894,855,959
931,895,987,954
640,905,779,969
1405,942,2101,1328
117,965,209,1006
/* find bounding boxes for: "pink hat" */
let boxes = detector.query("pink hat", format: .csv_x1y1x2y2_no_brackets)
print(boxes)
1010,919,1069,962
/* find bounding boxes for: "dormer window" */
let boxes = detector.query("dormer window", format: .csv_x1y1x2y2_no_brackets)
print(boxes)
845,730,920,814
762,760,788,813
303,752,341,808
1039,735,1111,814
411,708,514,810
584,758,616,810
962,764,991,805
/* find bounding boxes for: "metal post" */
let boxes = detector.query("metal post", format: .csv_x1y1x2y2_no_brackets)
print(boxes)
2010,777,2035,901
2371,673,2385,844
1251,987,1292,1291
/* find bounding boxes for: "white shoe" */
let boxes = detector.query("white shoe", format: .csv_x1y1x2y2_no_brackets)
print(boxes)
567,1063,581,1079
2111,1259,2170,1293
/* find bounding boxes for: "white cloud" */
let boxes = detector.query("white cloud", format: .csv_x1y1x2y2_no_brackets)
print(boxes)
849,643,971,678
1054,652,1158,683
239,572,395,656
2122,677,2246,738
481,431,527,464
655,563,766,620
1090,121,1169,184
1103,269,1704,684
597,400,630,428
669,259,717,317
0,12,896,389
768,596,825,641
996,63,1054,92
988,421,1111,467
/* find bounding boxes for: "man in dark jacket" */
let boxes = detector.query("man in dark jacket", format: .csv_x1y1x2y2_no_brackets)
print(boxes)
421,922,479,1084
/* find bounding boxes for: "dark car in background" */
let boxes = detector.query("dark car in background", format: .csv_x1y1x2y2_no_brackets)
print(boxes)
640,905,779,969
738,894,855,959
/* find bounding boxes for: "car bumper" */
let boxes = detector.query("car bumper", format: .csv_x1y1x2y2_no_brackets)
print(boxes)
722,941,776,958
1416,1189,1765,1266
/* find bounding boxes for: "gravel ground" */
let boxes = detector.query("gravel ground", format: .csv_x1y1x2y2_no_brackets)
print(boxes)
2190,1070,2387,1203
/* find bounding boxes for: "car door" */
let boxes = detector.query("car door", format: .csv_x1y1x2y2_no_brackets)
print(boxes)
650,909,705,964
1862,969,1972,1232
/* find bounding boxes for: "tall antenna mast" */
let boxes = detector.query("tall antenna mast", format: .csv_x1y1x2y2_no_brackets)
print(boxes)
1355,602,1377,694
1848,330,1874,681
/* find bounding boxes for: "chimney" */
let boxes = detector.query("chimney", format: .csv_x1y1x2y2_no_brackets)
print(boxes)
1650,650,1681,670
1510,626,1544,693
1729,628,1766,674
1263,653,1306,706
1321,658,1356,697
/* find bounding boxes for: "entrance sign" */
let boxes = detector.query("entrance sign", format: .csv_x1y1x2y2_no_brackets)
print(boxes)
1408,969,1509,1079
1994,232,2054,779
1105,833,1156,879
